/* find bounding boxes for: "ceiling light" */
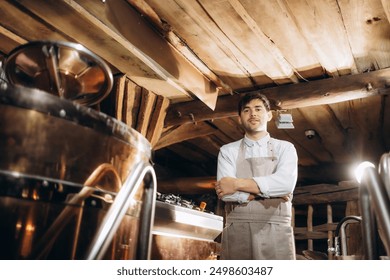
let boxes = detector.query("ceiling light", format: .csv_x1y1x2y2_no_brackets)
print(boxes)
305,129,316,139
275,111,294,129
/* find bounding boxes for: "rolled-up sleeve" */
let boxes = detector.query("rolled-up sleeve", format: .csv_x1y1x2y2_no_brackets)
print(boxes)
217,147,235,181
217,143,250,203
253,142,298,197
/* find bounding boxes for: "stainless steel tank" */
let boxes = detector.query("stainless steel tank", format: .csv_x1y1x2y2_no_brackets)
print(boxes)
0,82,155,259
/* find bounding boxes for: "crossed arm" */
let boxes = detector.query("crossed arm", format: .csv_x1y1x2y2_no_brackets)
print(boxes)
214,177,258,200
215,141,297,202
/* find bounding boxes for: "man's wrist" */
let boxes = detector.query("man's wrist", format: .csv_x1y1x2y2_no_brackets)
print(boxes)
235,178,261,195
234,178,245,192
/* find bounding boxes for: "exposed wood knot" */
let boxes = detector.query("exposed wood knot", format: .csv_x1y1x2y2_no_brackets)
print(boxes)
366,17,381,24
189,113,196,124
161,20,172,32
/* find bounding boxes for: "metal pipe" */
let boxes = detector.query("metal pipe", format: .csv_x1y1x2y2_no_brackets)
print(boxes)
379,152,390,200
333,216,361,257
86,161,156,260
340,218,360,256
359,184,379,260
360,164,390,257
136,170,157,260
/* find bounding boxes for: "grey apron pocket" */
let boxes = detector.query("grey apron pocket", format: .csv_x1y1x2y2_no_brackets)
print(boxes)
221,222,252,260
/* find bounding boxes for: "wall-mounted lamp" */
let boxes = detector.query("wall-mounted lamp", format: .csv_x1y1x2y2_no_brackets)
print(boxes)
275,111,294,129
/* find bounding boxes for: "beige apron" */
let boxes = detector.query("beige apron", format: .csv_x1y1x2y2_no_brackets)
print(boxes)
221,139,296,260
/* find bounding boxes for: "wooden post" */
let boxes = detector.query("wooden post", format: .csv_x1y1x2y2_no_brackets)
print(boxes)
146,95,170,147
327,204,333,260
307,205,313,251
113,75,126,121
123,79,142,128
345,200,363,257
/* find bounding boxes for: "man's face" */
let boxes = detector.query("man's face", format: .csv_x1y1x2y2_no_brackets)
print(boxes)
239,99,272,133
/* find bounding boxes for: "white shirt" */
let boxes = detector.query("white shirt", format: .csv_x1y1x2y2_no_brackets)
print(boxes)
217,134,298,203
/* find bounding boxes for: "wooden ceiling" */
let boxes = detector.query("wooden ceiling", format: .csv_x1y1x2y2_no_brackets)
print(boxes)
1,0,390,189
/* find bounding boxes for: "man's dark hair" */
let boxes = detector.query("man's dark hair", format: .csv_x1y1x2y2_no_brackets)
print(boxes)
238,92,271,115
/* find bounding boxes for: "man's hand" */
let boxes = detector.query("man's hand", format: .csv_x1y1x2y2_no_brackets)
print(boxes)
214,177,237,198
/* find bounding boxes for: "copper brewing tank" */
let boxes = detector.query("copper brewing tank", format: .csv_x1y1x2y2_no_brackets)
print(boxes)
0,42,156,259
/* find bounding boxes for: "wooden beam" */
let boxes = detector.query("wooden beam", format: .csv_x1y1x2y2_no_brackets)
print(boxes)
126,0,232,94
294,223,338,234
165,68,390,126
0,1,67,48
294,230,329,240
294,223,338,240
105,0,219,109
14,0,219,108
294,183,341,195
154,122,217,150
293,188,358,205
0,26,27,54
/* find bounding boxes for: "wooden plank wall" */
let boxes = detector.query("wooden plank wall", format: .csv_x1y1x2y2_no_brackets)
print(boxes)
293,181,362,259
107,75,170,147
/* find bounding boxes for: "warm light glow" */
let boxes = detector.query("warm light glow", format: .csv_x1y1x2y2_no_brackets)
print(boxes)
355,161,375,183
32,190,39,200
25,223,35,232
21,188,29,198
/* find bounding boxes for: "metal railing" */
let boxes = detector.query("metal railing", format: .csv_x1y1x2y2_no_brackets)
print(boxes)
356,152,390,259
86,161,157,260
331,216,362,257
329,152,390,259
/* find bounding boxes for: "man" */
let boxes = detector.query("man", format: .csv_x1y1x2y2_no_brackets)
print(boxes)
215,92,298,260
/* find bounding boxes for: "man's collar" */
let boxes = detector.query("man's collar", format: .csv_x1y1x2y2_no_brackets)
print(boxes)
244,133,270,147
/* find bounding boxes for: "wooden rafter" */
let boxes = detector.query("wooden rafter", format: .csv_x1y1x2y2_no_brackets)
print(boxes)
154,122,217,150
165,68,390,127
0,26,27,54
13,0,220,109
